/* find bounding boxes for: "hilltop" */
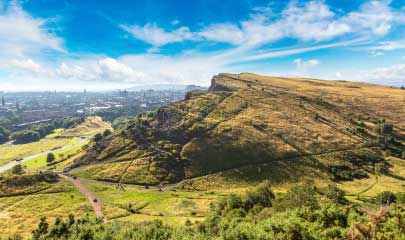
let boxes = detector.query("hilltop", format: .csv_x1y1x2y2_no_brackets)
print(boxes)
72,73,405,188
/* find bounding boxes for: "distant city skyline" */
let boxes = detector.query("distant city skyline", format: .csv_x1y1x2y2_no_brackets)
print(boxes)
0,0,405,91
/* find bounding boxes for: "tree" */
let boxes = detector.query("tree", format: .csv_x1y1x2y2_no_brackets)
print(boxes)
32,217,49,240
11,164,24,175
376,191,396,205
103,129,112,137
245,180,275,209
11,130,40,144
93,133,103,142
46,153,55,163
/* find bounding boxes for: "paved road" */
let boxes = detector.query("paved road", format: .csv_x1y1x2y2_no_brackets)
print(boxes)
60,174,103,218
0,138,86,174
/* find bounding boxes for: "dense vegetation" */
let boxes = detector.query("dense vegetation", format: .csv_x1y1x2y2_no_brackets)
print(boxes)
7,181,404,240
95,105,141,123
0,170,59,197
8,117,84,144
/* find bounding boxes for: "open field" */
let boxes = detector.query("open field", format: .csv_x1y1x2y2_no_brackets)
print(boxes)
82,180,224,223
0,137,78,167
0,179,93,238
23,142,86,170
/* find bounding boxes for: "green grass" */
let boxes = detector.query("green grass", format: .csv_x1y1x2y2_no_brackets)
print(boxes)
83,180,222,222
44,128,64,138
23,143,86,170
0,138,79,166
0,179,93,238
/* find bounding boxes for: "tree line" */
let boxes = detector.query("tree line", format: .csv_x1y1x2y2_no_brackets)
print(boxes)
0,117,85,145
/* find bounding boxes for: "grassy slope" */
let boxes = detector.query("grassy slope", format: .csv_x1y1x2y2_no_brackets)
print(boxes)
0,117,111,238
0,179,92,238
73,73,405,192
61,116,111,137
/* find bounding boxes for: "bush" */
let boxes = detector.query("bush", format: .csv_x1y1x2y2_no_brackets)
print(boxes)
46,153,55,163
396,192,405,205
93,133,103,142
376,191,396,205
245,180,275,209
103,129,112,137
322,184,347,204
278,183,319,210
11,165,24,175
328,164,368,181
11,130,40,144
379,123,393,135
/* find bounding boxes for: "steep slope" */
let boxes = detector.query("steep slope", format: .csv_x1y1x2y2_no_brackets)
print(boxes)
72,73,405,185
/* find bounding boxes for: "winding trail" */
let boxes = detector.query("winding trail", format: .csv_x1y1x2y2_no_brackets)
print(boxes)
0,196,29,218
60,174,103,219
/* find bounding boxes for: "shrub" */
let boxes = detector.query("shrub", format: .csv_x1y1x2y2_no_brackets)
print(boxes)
279,183,319,210
379,123,393,135
376,191,396,205
93,133,103,142
396,192,405,205
11,165,24,175
103,129,112,137
322,184,347,204
245,180,275,209
11,130,40,144
46,153,55,163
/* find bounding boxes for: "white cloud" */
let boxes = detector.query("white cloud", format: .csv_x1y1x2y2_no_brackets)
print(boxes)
0,1,63,58
123,0,404,49
367,40,405,51
369,51,384,57
343,0,395,36
355,64,405,85
294,58,320,68
98,58,146,81
171,20,180,25
199,24,245,45
9,59,45,73
121,23,195,47
53,58,146,83
56,63,97,81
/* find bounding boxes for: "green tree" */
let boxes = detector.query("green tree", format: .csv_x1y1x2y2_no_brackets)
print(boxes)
46,153,55,163
32,217,49,240
245,180,275,209
93,133,103,142
103,129,112,137
376,191,396,205
11,164,24,175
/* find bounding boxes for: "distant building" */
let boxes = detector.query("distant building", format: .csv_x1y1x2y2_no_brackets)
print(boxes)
119,90,129,97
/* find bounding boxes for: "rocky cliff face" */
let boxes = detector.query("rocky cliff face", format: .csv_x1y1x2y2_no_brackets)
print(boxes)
72,73,405,185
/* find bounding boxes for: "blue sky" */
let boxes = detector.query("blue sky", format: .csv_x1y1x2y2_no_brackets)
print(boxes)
0,0,405,91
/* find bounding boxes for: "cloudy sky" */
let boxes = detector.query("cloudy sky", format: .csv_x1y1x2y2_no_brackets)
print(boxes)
0,0,405,91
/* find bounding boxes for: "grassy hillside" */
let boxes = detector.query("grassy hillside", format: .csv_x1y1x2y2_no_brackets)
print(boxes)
72,73,405,189
60,116,111,137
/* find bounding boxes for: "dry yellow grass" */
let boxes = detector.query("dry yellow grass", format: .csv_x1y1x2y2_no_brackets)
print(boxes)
61,116,111,137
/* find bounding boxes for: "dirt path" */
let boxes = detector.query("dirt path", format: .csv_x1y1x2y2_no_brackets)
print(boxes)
0,196,29,218
60,174,103,219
